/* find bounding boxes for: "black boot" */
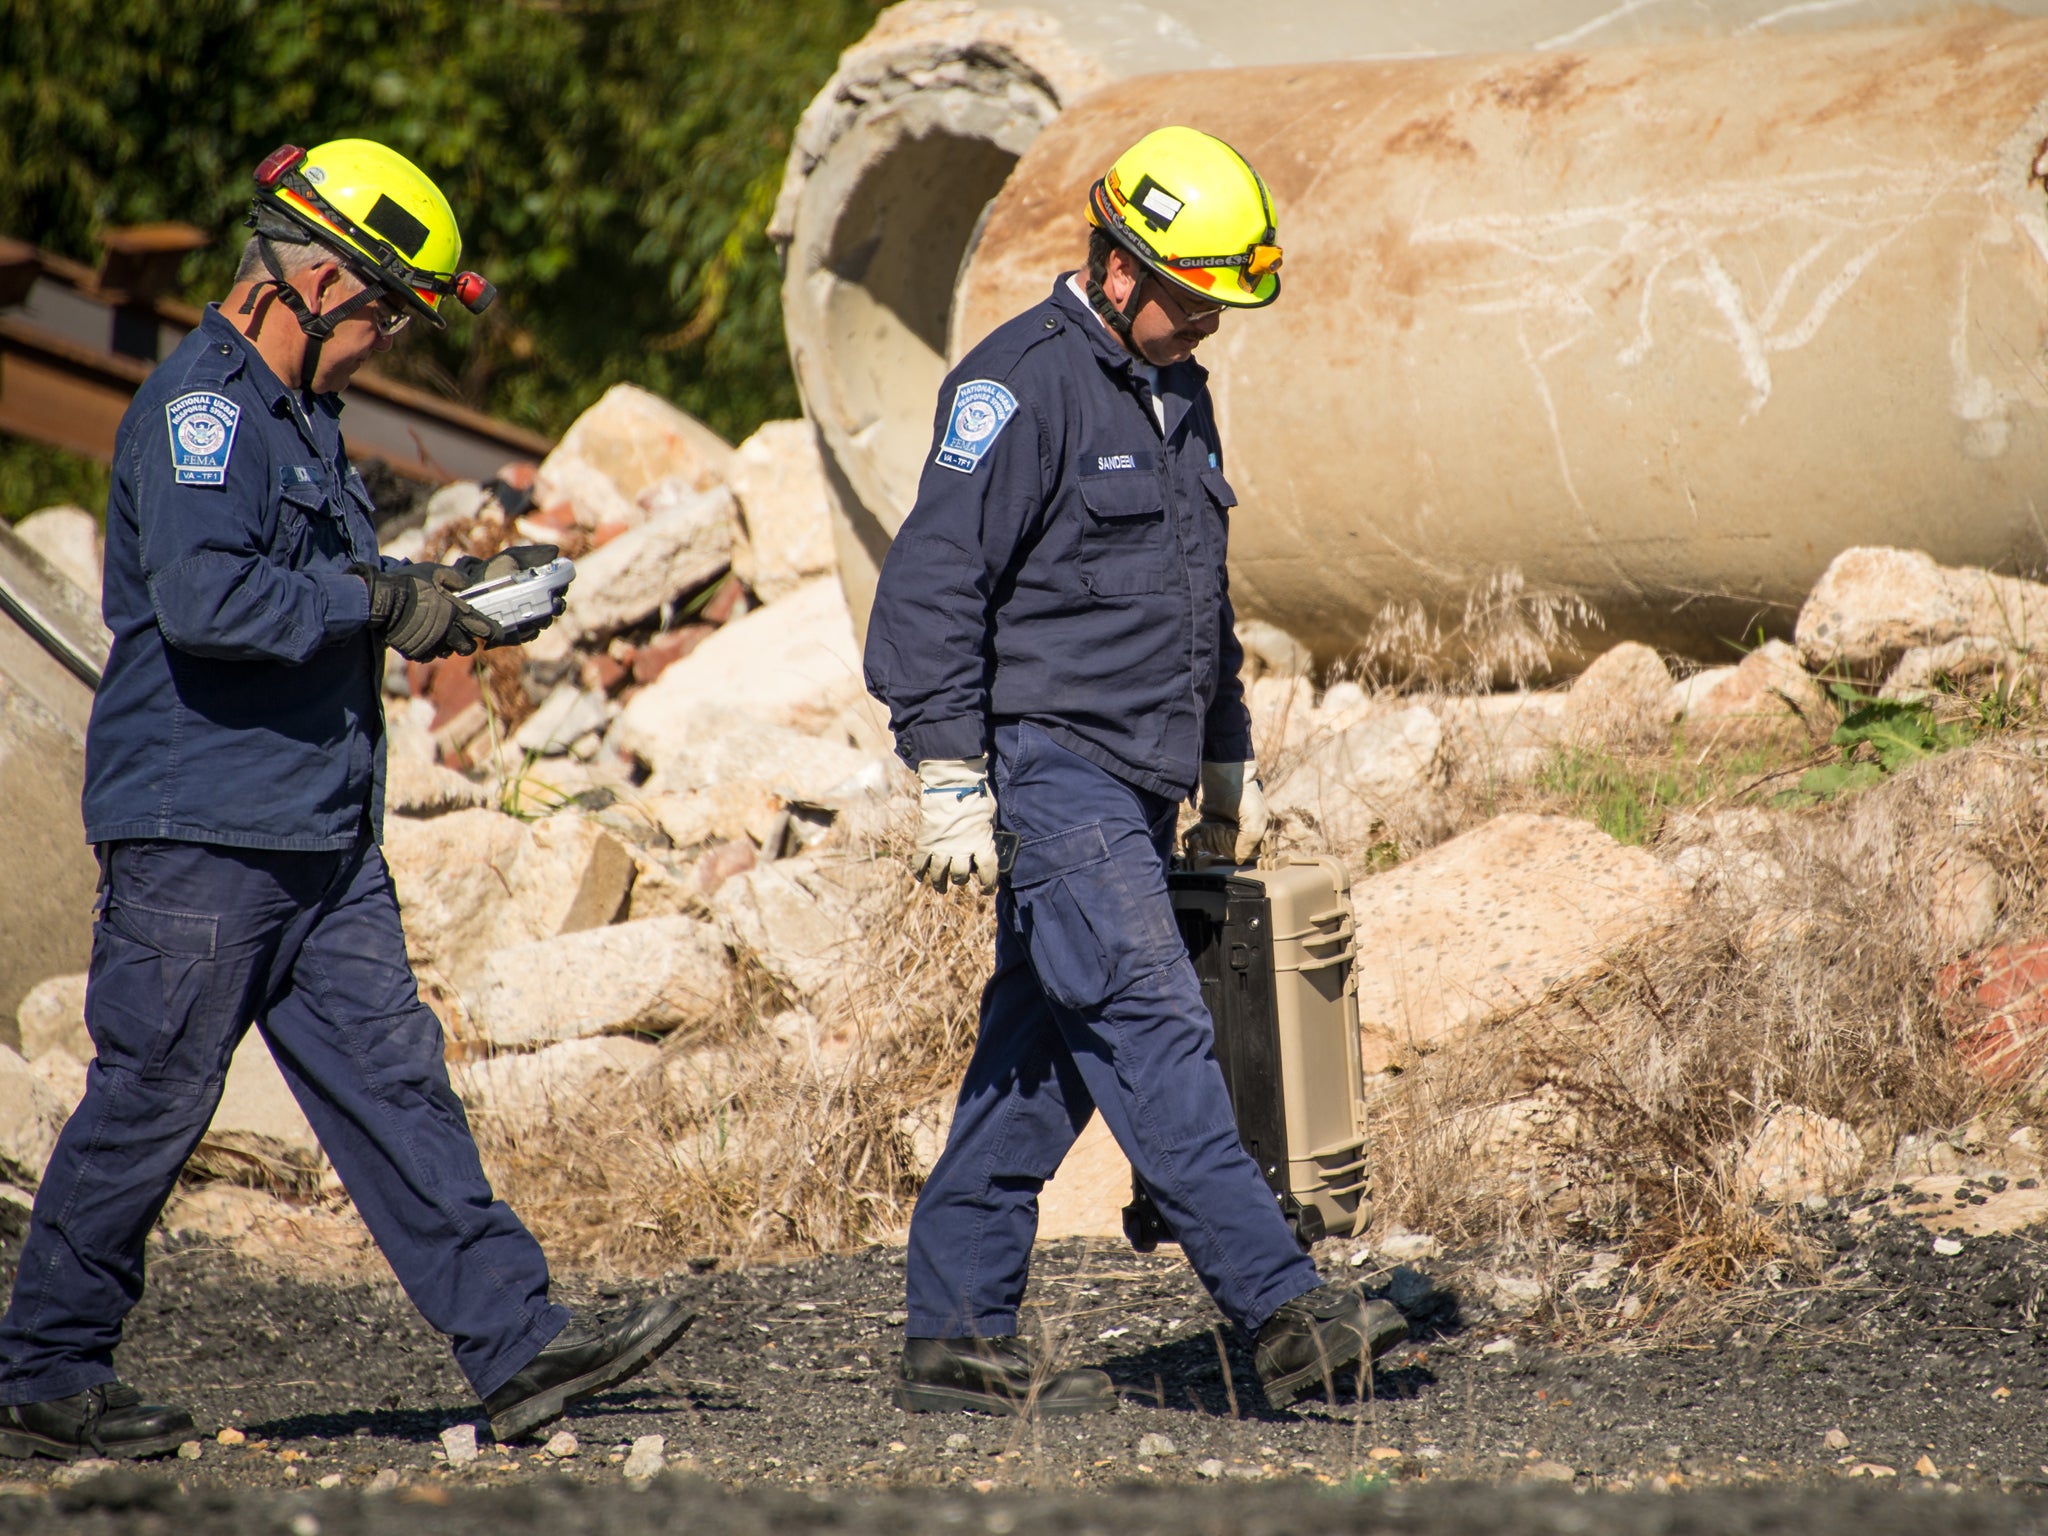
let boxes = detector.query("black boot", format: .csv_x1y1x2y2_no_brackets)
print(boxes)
0,1383,194,1461
483,1296,695,1442
1254,1283,1408,1407
894,1336,1115,1417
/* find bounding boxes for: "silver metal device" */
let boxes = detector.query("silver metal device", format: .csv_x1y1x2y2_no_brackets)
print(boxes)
457,556,575,635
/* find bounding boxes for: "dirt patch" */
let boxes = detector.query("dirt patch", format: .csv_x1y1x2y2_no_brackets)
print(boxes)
5,1209,2048,1529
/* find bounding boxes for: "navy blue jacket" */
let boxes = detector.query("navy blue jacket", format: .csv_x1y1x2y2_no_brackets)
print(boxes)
864,277,1252,800
83,304,388,851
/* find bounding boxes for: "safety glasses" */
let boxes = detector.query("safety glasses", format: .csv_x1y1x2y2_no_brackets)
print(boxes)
365,294,412,338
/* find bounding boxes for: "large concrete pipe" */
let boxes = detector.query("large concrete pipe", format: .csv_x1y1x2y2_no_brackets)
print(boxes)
0,527,104,1049
776,2,2048,658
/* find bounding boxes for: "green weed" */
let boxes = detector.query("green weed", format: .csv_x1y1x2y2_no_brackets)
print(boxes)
1536,739,1792,846
1776,684,1974,807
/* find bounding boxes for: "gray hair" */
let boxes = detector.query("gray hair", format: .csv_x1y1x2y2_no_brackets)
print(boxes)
234,231,328,283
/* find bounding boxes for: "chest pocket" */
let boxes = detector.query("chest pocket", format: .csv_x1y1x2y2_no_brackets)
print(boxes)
275,466,354,567
1200,467,1237,516
1078,472,1170,597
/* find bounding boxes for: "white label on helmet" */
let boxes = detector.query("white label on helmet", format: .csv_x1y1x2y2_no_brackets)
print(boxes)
934,379,1019,474
1140,186,1183,226
302,165,326,184
165,391,242,487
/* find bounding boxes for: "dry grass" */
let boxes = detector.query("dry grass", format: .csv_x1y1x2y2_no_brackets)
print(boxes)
470,578,2048,1327
474,809,991,1274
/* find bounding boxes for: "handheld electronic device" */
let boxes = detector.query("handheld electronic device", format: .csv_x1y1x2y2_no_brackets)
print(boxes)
457,556,576,636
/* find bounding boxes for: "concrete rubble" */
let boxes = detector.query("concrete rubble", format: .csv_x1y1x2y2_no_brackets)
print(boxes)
13,288,2048,1262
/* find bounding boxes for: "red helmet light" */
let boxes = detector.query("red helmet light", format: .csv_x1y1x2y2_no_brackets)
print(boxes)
254,145,307,191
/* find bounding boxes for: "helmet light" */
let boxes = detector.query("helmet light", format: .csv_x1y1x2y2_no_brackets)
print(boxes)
254,145,307,191
453,271,497,314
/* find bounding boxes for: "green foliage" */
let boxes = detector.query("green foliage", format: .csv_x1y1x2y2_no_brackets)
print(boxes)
0,437,109,523
0,0,884,444
1538,739,1794,846
1775,682,1974,806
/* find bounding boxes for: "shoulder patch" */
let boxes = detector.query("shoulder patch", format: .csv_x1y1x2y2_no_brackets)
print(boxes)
934,380,1018,475
165,391,241,487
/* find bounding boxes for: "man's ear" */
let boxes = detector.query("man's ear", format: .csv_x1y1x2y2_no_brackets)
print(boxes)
305,259,346,312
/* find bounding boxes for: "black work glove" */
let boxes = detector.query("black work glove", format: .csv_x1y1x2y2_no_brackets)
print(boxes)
356,563,500,661
444,543,560,590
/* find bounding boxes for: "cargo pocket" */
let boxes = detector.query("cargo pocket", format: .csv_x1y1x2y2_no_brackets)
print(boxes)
89,899,222,1081
1078,473,1169,596
1011,822,1182,1011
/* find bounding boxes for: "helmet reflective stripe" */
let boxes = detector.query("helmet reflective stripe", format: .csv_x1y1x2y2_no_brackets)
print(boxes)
1086,126,1282,310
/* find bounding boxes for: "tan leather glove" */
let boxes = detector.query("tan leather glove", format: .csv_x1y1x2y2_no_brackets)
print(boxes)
1183,758,1270,865
914,757,1000,893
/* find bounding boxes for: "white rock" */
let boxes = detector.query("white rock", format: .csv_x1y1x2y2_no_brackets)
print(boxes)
385,757,492,818
550,383,732,506
1265,705,1444,849
17,972,89,1062
1796,547,2048,670
440,1423,480,1468
452,1037,662,1129
1924,847,2003,956
1375,1231,1442,1263
466,917,731,1049
422,481,492,536
13,506,103,605
1666,665,1738,723
1246,674,1316,764
532,450,638,532
1136,1432,1179,1459
709,855,868,1014
1433,692,1568,785
1489,1273,1545,1313
29,1047,85,1110
382,810,637,990
1036,1116,1133,1239
0,1046,66,1183
1735,1106,1864,1201
1881,636,2026,700
1351,814,1685,1068
612,577,866,766
544,1430,579,1459
205,1032,319,1159
1674,640,1827,746
623,1434,666,1483
640,707,886,806
727,421,836,603
644,785,784,852
514,684,612,757
1235,618,1313,682
1563,642,1672,746
1933,1235,1965,1257
557,486,734,643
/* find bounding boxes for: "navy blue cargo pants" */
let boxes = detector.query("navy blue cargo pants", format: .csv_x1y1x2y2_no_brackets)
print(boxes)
905,721,1320,1340
0,837,570,1406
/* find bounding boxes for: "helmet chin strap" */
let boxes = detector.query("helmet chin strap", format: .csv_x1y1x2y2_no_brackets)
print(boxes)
236,225,383,390
1085,262,1147,356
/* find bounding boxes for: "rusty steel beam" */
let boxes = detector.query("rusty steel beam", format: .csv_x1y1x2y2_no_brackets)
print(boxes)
2,238,552,484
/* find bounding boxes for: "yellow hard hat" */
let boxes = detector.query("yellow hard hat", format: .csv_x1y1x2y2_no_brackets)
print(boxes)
1087,126,1281,309
249,139,495,328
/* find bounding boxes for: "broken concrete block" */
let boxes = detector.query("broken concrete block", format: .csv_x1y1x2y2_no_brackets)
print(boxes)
467,916,732,1049
513,684,611,757
1677,639,1828,746
452,1037,663,1129
1434,691,1568,785
0,1044,67,1185
611,577,866,767
17,972,89,1063
550,383,732,506
728,420,836,604
640,706,887,806
1734,1106,1864,1201
1796,547,2048,671
13,506,102,606
531,450,638,532
385,757,493,818
1265,705,1444,850
557,486,734,643
1350,813,1685,1068
709,855,867,1013
382,810,636,990
1563,642,1672,746
203,1032,319,1160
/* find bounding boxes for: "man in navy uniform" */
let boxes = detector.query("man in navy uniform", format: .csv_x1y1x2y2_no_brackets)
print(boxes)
864,127,1406,1417
0,140,690,1461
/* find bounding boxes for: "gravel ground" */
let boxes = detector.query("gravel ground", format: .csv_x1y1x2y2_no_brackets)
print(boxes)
4,1199,2048,1532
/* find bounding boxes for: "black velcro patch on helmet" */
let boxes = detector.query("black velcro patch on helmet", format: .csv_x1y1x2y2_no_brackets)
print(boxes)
1127,175,1183,234
365,194,430,260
